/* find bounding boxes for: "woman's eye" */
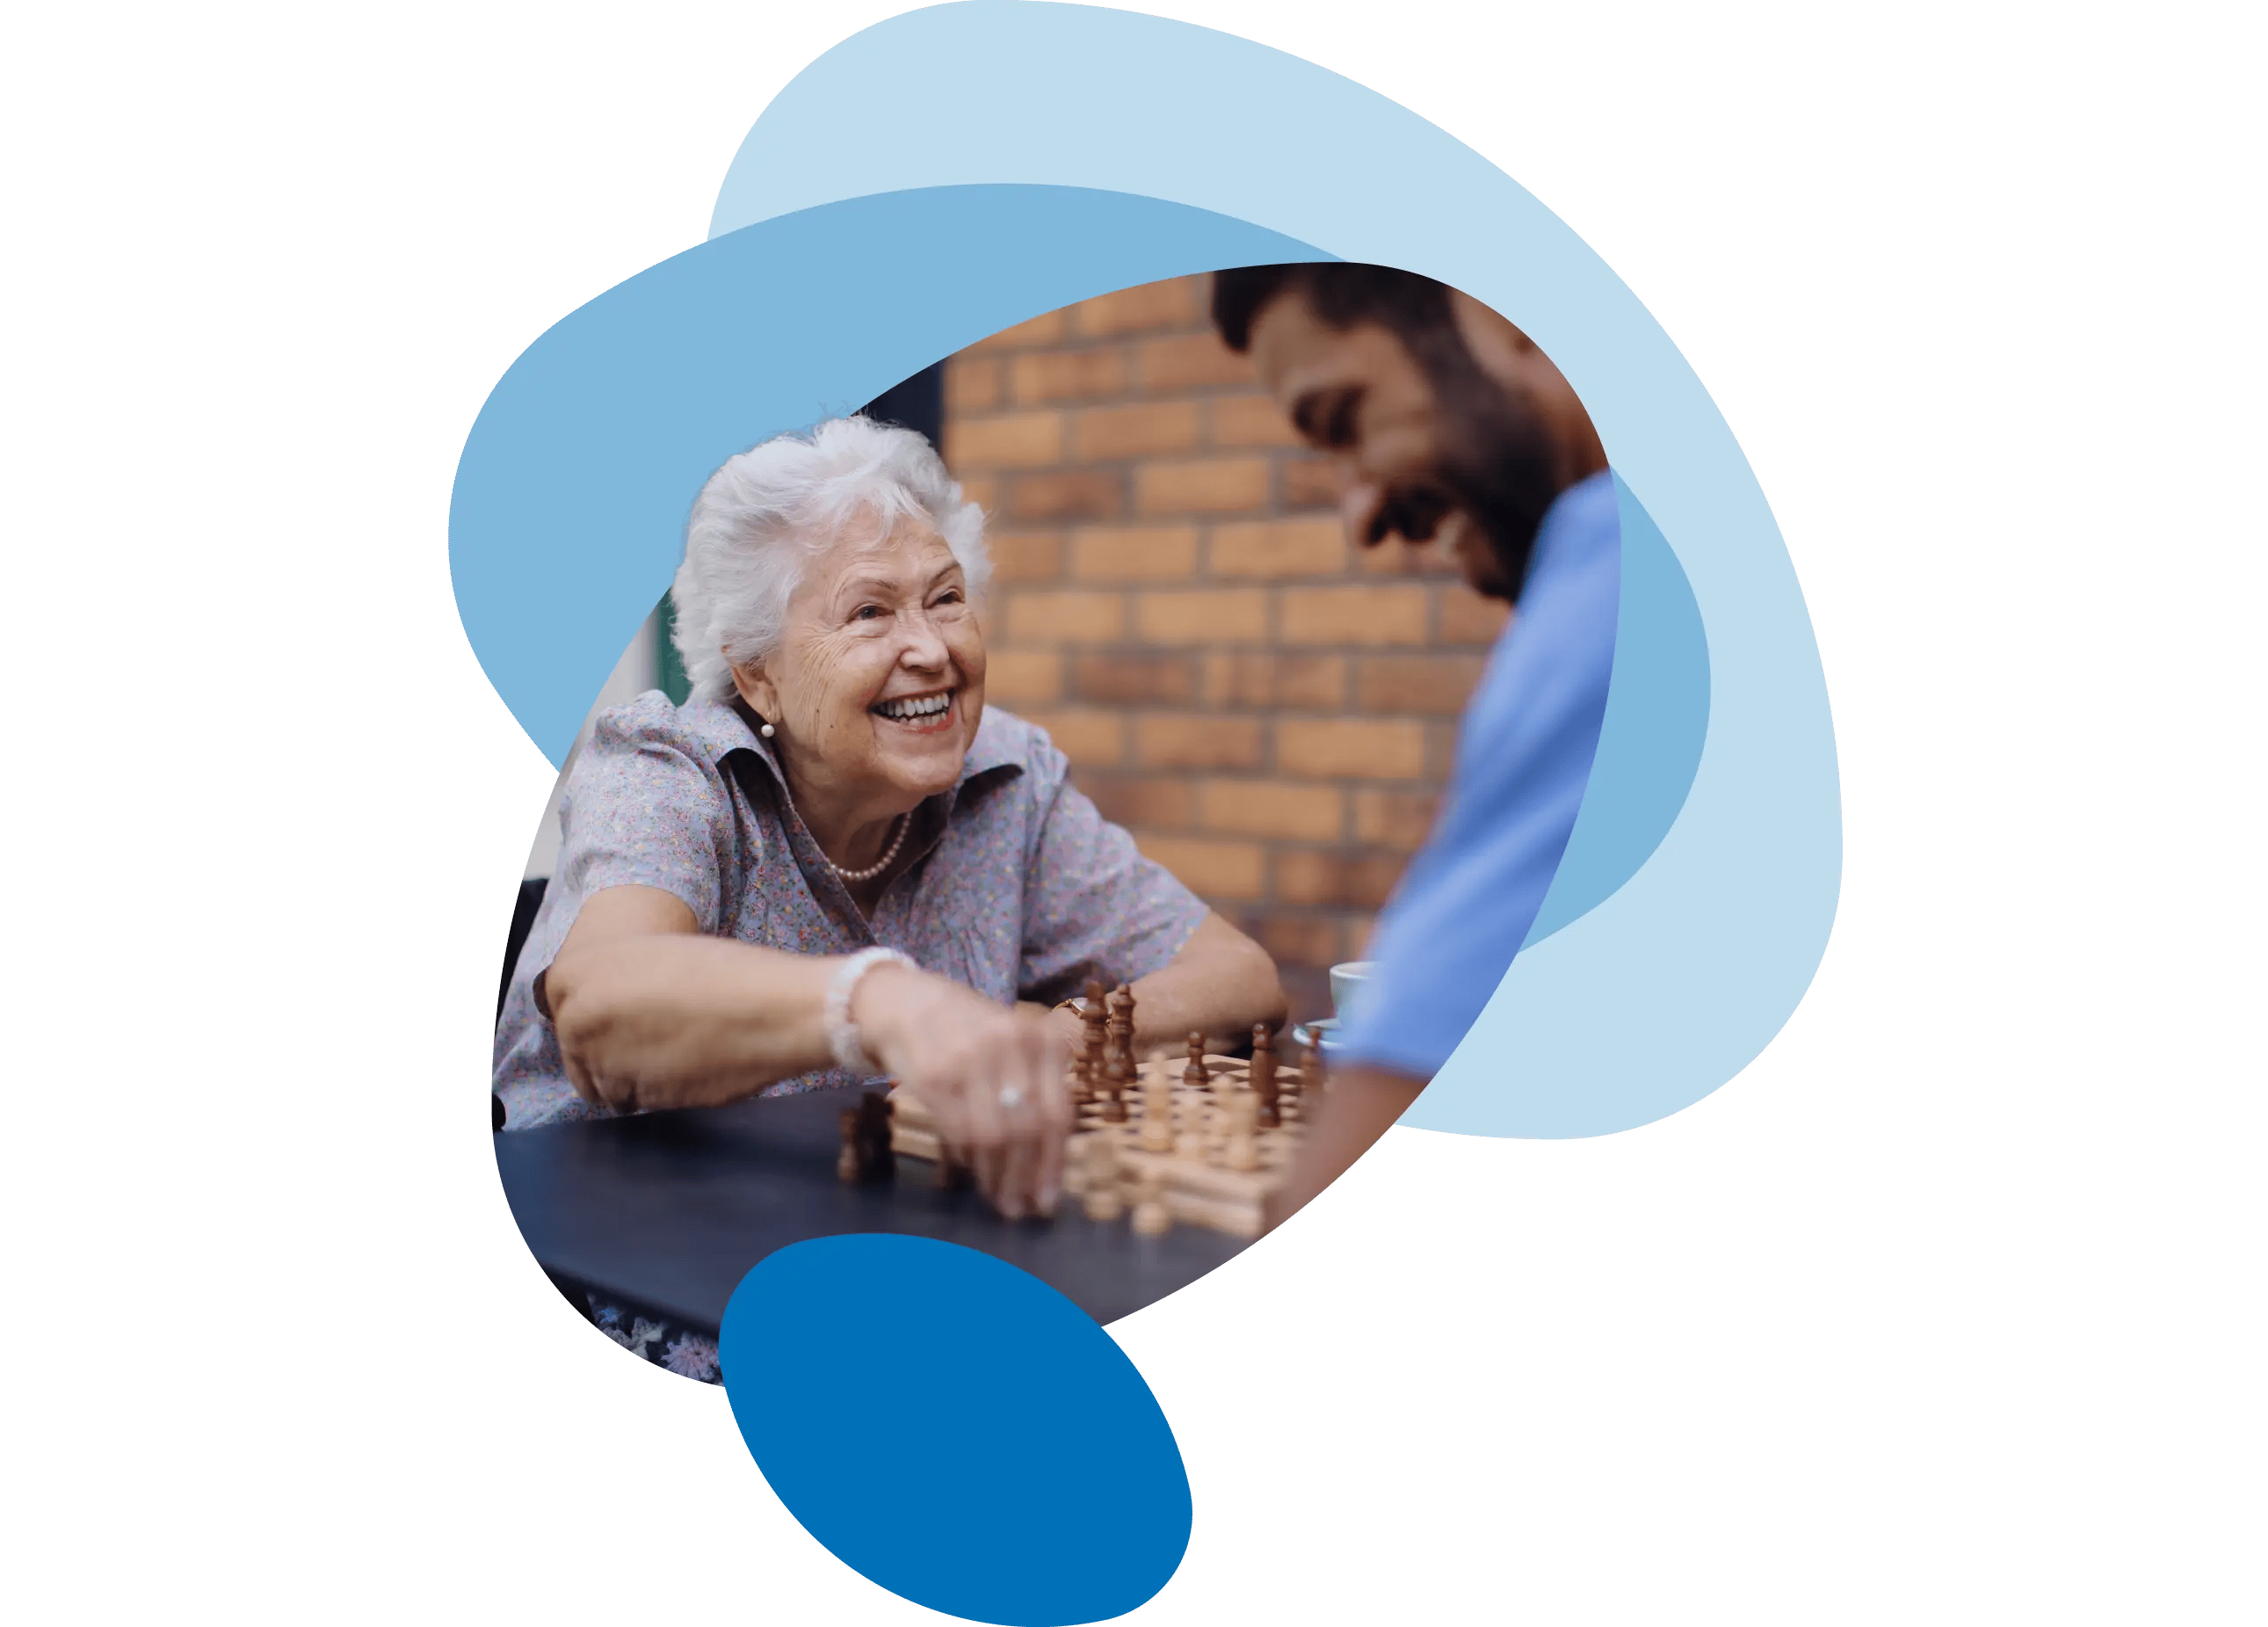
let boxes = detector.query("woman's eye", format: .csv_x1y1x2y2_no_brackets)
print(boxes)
853,605,886,621
934,590,963,606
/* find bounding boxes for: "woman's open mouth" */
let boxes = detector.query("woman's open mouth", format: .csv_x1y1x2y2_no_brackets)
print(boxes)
871,689,956,733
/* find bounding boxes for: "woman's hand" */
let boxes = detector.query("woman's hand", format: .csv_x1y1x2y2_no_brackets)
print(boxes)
852,965,1072,1220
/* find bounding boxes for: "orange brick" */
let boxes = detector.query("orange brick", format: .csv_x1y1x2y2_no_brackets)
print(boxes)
1352,788,1439,852
958,473,1000,514
982,648,1061,705
1277,717,1427,780
1274,849,1407,910
1134,456,1271,515
1134,715,1264,770
1134,587,1269,643
1355,653,1489,715
1011,346,1129,405
1074,278,1201,337
1202,652,1346,709
1209,517,1346,578
1198,779,1345,842
1020,708,1126,766
1343,915,1381,961
1007,469,1122,521
1072,401,1201,461
1252,912,1343,970
1069,525,1199,583
1281,454,1340,508
945,357,1003,414
1138,332,1257,392
1426,719,1461,778
986,530,1062,584
1279,584,1429,645
969,309,1067,351
1072,651,1199,705
1209,393,1301,449
1078,773,1193,830
1358,536,1451,577
1439,587,1513,644
950,410,1064,470
1003,590,1126,644
1135,834,1266,900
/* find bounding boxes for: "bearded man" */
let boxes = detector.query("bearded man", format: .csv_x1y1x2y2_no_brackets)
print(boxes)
1209,265,1620,1226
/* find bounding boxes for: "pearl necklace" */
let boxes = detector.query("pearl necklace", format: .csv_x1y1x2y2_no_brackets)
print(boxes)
819,810,909,883
759,718,910,884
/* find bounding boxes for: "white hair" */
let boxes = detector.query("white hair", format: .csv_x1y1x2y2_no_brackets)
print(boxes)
670,416,991,703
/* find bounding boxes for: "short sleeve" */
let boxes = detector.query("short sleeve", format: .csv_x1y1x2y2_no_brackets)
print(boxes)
1014,740,1209,1004
1337,481,1621,1080
551,695,744,935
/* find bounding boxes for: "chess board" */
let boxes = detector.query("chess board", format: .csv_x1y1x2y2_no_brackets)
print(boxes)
886,1046,1322,1240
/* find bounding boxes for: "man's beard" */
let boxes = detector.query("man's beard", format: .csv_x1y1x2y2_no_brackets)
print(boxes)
1372,330,1564,602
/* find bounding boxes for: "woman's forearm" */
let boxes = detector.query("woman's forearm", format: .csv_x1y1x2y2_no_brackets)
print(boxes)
1126,912,1289,1054
547,931,842,1095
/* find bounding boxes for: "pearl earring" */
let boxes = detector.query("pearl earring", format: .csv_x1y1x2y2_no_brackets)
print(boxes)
760,722,776,739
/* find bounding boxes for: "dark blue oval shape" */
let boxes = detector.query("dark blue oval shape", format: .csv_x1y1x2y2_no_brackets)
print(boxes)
721,1234,1192,1625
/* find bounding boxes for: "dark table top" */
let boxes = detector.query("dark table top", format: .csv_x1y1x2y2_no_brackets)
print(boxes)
494,1086,1251,1334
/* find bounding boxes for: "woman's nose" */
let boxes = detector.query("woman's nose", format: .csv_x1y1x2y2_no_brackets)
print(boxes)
899,610,950,669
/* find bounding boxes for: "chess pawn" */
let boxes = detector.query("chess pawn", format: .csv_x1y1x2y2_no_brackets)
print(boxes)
1222,1089,1260,1172
1182,1030,1209,1090
1081,1136,1124,1222
1131,1167,1171,1237
1249,1023,1279,1128
1140,1070,1175,1152
1300,1035,1328,1115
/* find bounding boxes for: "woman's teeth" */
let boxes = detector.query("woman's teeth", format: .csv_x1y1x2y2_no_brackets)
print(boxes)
874,693,952,721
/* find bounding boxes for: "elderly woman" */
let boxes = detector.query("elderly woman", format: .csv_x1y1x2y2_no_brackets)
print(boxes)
495,415,1286,1228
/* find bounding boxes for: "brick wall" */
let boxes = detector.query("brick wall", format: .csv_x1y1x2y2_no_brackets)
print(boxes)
939,274,1509,1023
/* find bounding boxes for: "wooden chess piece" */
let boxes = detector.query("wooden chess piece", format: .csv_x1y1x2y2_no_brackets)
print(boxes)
1081,977,1109,1076
1082,1135,1124,1222
1250,1022,1280,1129
1222,1089,1260,1172
1141,1069,1175,1152
1183,1030,1208,1090
857,1089,895,1179
1300,1034,1328,1117
1131,1166,1171,1237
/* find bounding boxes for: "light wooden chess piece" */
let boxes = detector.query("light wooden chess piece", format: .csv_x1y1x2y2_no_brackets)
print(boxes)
1131,1166,1171,1237
1221,1088,1260,1172
1140,1068,1174,1152
1081,1135,1124,1222
1183,1030,1208,1089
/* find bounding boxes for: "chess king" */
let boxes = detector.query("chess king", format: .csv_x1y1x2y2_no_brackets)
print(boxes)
1205,265,1621,1229
495,417,1286,1223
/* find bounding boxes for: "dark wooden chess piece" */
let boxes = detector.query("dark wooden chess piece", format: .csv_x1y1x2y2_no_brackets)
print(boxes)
1250,1022,1280,1128
838,1089,896,1183
1183,1029,1209,1090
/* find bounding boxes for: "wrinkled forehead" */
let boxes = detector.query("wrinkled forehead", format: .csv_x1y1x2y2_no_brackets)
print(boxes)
797,511,960,599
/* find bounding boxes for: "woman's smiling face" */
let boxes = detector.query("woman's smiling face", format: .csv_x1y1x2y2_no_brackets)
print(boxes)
737,518,987,811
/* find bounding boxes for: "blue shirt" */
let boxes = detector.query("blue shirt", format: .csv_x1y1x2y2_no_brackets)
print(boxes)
1336,470,1621,1079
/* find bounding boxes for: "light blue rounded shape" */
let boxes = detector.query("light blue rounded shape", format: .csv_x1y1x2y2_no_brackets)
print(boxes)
1525,476,1710,947
721,1235,1191,1624
703,2,1842,1136
450,184,1328,767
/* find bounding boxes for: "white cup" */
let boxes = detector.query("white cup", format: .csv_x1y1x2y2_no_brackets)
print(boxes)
1329,960,1376,1023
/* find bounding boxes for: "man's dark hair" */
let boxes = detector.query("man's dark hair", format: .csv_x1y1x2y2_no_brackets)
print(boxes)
1209,261,1563,602
1212,263,1457,354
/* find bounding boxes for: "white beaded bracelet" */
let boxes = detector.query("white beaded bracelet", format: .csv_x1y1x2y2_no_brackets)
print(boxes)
825,947,918,1078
